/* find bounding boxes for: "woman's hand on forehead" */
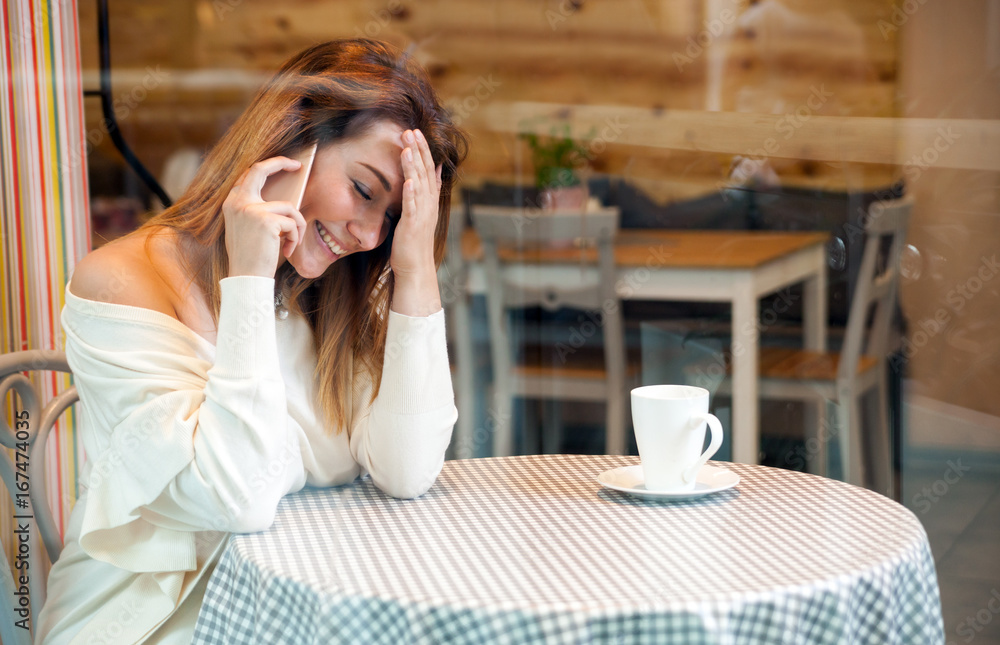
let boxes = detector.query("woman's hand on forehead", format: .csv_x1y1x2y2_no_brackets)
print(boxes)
386,128,445,317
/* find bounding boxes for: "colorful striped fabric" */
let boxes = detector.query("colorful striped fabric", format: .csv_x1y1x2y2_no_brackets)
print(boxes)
1,0,90,573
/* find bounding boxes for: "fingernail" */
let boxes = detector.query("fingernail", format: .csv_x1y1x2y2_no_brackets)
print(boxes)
404,130,414,143
405,148,413,161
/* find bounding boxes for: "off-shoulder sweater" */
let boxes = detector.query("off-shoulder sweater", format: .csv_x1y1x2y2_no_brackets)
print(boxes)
35,276,456,644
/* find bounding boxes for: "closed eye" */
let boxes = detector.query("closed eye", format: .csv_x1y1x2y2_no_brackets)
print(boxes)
353,181,372,201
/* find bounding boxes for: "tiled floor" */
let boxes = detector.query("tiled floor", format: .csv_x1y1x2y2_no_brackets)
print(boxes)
904,462,1000,645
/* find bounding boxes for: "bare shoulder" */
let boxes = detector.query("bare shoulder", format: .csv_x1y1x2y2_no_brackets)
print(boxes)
69,228,180,319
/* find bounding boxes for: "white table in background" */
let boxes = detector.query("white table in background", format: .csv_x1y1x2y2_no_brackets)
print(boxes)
458,229,829,464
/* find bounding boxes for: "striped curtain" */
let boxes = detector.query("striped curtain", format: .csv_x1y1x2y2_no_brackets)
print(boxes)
1,0,90,574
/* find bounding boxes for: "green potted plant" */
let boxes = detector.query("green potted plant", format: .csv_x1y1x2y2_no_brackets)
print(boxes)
519,122,593,210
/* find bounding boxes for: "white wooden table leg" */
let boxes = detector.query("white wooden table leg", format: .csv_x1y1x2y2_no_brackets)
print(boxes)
451,295,476,459
803,247,827,353
803,246,828,475
804,400,828,477
731,277,759,465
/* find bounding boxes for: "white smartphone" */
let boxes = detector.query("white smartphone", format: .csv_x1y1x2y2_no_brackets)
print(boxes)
260,143,318,209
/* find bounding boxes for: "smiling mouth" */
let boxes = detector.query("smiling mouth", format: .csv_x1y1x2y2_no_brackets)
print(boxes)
315,221,347,256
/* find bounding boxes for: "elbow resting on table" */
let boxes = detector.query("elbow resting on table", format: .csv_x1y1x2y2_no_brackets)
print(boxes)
208,483,285,533
362,407,455,500
225,500,280,534
376,468,442,500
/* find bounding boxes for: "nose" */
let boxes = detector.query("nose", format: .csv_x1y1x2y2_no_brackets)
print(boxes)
347,212,385,251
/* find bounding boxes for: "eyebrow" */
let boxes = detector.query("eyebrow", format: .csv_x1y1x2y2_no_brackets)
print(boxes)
359,163,391,192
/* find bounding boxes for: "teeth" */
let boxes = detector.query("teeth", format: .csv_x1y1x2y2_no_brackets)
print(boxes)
316,221,345,256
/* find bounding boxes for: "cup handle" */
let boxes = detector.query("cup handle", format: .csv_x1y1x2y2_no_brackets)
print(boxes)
682,412,724,484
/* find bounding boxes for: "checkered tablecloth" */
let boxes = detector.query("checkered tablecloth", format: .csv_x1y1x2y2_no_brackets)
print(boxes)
191,455,943,644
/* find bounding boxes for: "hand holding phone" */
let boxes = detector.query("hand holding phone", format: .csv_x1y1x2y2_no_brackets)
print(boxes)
261,143,317,209
222,144,317,277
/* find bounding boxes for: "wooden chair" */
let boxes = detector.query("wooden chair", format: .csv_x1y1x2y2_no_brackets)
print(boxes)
471,204,630,456
720,196,911,494
0,350,78,645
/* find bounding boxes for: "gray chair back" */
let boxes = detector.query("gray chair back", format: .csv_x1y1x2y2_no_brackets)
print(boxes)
470,205,626,454
471,205,620,311
839,196,912,381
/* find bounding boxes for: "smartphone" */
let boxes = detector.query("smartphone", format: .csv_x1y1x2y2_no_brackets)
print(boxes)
260,143,318,209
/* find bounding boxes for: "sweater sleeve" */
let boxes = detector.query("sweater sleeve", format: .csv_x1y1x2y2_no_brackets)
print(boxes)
66,277,306,573
348,308,457,499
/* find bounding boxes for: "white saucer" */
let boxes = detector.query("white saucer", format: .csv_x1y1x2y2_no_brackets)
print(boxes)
597,464,740,500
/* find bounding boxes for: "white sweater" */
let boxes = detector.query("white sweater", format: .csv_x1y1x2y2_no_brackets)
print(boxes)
36,276,457,644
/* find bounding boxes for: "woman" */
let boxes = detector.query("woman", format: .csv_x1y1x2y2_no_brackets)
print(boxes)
36,39,468,644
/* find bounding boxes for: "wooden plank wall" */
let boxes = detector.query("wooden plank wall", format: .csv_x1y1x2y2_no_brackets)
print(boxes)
78,0,900,205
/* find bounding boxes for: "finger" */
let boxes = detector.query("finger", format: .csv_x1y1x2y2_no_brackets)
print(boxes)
399,141,421,189
245,200,305,256
279,209,306,257
225,170,252,207
408,130,434,192
267,201,307,249
414,129,436,181
407,130,430,186
280,205,307,257
402,136,425,189
402,178,417,220
238,156,303,200
274,215,300,258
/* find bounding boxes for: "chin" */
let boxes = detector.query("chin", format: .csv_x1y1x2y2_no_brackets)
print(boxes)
288,255,332,279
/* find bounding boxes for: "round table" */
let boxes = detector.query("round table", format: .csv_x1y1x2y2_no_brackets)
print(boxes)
192,455,943,644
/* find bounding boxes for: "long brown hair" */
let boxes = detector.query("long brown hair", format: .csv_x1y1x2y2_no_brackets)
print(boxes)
145,39,468,432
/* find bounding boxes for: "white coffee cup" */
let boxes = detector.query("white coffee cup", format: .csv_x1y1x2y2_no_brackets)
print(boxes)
631,385,724,492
